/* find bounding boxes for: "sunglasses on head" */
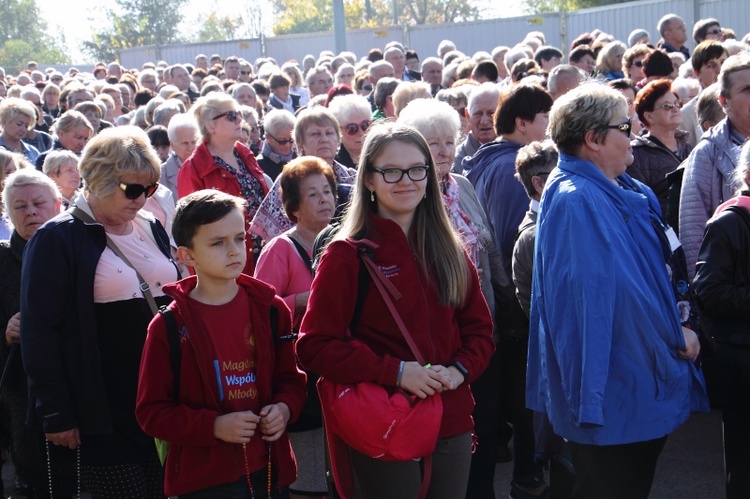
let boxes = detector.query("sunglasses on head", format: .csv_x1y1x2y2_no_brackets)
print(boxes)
344,120,371,136
119,182,159,200
266,131,294,145
213,110,242,123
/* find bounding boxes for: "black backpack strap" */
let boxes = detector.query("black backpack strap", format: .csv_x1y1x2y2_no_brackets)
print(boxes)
349,244,371,333
288,235,313,274
159,306,181,399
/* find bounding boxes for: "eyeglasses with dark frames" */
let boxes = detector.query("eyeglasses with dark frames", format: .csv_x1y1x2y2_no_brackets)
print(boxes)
706,28,722,36
119,182,159,200
370,166,430,184
344,120,371,136
602,117,632,137
266,131,294,145
657,102,682,111
212,110,242,123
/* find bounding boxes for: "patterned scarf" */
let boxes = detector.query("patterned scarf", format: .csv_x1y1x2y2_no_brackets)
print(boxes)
441,174,483,265
261,140,295,165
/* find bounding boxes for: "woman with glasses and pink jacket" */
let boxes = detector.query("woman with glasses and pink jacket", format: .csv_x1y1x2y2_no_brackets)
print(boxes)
177,93,270,275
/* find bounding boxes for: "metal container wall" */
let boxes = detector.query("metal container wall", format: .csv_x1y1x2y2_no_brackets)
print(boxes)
117,0,749,68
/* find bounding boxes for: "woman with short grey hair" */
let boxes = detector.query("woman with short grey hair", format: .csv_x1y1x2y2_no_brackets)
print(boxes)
529,84,708,497
42,149,80,208
21,127,181,498
35,110,94,169
1,168,63,497
257,109,297,180
329,94,372,169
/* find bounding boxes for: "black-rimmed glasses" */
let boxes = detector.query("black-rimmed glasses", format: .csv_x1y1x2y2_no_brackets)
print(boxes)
603,117,632,137
371,166,430,184
212,110,242,123
266,131,294,145
119,182,159,199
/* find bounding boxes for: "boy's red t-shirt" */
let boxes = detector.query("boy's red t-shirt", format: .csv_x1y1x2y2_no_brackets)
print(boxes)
189,286,266,472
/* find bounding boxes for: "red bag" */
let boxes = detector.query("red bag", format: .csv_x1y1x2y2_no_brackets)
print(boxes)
318,240,442,498
317,377,442,461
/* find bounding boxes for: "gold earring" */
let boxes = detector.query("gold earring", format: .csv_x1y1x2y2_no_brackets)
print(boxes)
370,190,375,202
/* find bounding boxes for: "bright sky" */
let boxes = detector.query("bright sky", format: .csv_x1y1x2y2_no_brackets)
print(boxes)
36,0,524,63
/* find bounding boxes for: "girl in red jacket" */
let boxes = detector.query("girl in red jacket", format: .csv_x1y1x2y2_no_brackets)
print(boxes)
297,122,494,498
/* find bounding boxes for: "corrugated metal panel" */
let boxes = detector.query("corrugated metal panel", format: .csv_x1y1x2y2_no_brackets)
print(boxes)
700,0,750,38
117,0,749,69
566,0,694,52
408,14,562,58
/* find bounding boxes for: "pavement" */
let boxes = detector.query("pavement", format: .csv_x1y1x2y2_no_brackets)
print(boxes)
0,410,724,498
493,410,726,499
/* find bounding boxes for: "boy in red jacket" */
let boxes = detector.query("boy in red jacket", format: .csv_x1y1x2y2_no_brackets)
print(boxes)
136,189,306,497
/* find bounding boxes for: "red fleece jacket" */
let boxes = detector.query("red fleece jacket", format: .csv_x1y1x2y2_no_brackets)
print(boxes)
136,274,306,496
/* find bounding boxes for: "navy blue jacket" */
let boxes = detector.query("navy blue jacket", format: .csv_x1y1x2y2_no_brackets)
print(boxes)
20,201,176,433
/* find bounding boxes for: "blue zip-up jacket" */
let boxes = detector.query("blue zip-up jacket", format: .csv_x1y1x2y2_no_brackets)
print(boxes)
527,153,709,446
465,140,527,276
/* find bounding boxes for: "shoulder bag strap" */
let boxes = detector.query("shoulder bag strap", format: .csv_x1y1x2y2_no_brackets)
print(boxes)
71,207,160,316
355,244,426,365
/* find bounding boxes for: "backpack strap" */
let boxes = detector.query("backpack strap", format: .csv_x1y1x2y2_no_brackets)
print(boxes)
287,235,313,274
159,306,181,399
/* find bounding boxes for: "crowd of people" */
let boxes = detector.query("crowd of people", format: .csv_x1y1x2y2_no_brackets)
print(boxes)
0,10,748,499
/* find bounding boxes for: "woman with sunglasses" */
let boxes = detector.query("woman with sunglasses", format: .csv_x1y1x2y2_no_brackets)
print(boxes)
257,109,297,181
178,93,270,275
527,84,708,498
329,94,372,169
297,122,494,498
629,79,693,217
20,127,182,498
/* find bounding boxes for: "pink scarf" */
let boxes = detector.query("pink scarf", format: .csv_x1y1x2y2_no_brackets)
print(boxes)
441,174,483,265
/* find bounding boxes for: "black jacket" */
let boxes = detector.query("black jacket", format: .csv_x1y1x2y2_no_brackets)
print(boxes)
694,204,750,344
20,206,176,433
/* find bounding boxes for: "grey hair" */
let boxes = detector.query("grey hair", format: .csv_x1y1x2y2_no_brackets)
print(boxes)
548,83,627,155
167,112,199,143
397,98,460,143
2,168,61,215
42,149,79,176
263,109,296,135
548,65,586,96
719,52,750,100
468,83,500,114
328,94,371,127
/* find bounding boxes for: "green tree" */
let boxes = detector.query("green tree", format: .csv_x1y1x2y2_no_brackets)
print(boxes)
272,0,479,35
83,0,189,62
0,0,70,71
196,12,245,42
523,0,634,14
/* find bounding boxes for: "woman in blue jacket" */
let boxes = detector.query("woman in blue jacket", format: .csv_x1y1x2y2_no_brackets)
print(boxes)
527,83,709,498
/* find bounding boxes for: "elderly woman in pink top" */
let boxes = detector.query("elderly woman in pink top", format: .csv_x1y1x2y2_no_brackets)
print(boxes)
254,155,336,499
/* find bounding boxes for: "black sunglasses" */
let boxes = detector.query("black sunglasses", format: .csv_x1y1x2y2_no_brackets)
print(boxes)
633,60,644,67
119,182,159,199
266,131,294,145
240,70,251,75
212,110,242,123
603,117,632,137
344,120,371,136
